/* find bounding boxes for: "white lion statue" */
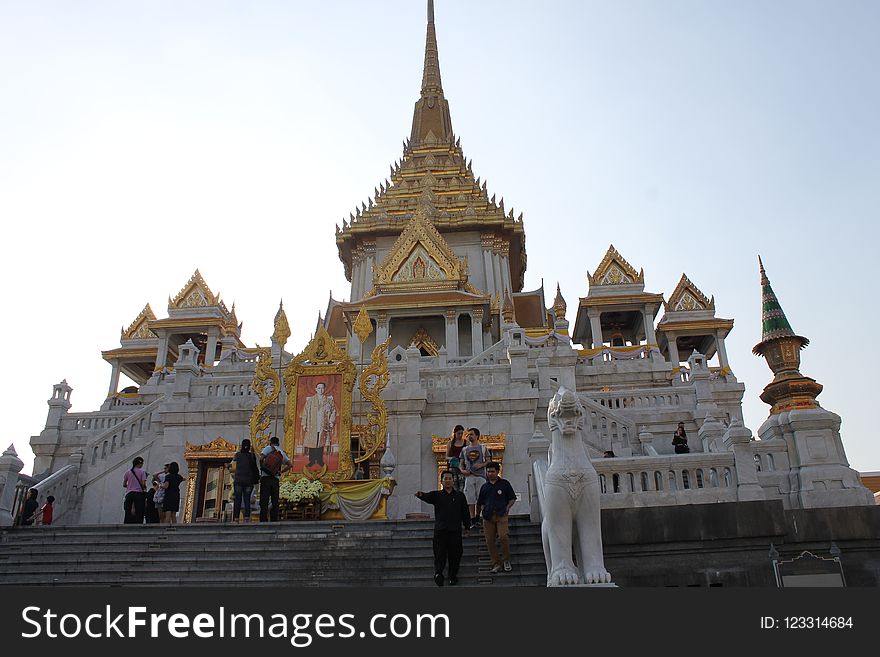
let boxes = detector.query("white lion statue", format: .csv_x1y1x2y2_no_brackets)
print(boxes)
541,387,612,586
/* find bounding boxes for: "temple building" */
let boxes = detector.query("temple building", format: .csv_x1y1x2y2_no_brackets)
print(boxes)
3,1,872,529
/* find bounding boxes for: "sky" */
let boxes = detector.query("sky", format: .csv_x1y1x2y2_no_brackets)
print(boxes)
1,0,878,476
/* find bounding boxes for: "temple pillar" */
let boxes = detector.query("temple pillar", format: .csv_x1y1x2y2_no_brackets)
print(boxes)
204,327,220,368
444,310,459,358
589,311,603,349
471,310,484,357
716,332,730,370
500,253,512,290
643,307,657,345
155,333,170,371
483,248,495,296
107,360,121,397
492,252,504,296
375,312,389,347
667,332,681,366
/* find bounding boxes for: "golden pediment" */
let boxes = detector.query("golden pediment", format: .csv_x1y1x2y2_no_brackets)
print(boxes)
122,304,158,340
169,269,220,310
373,207,466,293
666,274,714,312
588,245,644,287
184,436,239,459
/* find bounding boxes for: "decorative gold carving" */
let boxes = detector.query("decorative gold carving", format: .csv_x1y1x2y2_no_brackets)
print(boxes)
353,306,373,343
410,328,440,356
282,326,356,482
666,274,714,312
184,437,239,458
588,245,644,287
183,472,197,523
272,302,291,349
373,206,467,293
169,269,219,309
250,346,281,451
122,304,158,340
431,433,506,487
355,337,392,463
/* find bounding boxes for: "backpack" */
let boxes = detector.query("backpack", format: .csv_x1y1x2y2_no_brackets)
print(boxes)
262,447,283,476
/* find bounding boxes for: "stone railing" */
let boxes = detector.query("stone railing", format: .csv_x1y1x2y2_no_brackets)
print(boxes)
205,381,256,398
592,452,739,508
65,408,143,432
460,339,509,367
588,389,692,412
31,464,79,525
578,395,637,451
421,368,501,391
84,400,162,471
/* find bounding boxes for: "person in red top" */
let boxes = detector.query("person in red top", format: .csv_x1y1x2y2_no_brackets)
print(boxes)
38,495,55,525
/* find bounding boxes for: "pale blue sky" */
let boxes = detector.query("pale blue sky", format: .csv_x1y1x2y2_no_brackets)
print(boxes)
1,0,878,474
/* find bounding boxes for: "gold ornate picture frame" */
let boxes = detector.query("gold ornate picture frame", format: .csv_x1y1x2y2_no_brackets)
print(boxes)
282,327,356,481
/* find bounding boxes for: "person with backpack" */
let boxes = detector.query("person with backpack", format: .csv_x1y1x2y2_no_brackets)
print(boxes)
259,435,290,522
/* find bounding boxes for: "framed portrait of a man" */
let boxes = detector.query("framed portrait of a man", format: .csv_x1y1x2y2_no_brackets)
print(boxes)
282,327,356,481
293,375,342,472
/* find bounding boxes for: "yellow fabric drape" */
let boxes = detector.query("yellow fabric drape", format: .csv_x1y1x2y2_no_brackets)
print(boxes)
319,477,394,506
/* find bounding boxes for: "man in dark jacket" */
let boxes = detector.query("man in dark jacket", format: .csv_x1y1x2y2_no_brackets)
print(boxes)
416,470,471,586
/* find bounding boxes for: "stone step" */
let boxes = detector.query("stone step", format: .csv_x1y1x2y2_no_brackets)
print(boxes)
0,516,547,587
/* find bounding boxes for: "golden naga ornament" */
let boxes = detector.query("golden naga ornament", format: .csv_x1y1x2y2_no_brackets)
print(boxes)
250,345,280,452
354,336,392,463
353,305,373,343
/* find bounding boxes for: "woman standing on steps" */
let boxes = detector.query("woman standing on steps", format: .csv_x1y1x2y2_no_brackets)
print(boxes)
161,461,184,524
446,424,466,492
231,438,260,522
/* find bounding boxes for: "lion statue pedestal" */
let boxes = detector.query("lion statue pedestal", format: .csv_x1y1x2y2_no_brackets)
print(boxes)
541,387,613,587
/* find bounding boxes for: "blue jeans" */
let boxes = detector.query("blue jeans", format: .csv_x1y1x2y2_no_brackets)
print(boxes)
233,484,254,521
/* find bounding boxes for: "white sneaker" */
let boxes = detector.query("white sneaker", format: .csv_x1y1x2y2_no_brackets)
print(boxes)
489,564,501,574
503,561,512,572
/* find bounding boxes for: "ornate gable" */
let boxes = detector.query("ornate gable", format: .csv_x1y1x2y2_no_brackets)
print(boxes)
169,269,219,310
666,274,714,312
121,304,158,340
410,327,440,356
588,245,644,287
373,206,466,293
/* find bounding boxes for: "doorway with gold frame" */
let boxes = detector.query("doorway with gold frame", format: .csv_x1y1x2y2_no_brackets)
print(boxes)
183,437,239,523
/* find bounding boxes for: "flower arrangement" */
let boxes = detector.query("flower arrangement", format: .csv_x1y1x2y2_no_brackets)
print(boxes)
279,478,324,504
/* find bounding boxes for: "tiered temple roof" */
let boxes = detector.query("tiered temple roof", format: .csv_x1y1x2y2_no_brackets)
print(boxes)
334,0,526,291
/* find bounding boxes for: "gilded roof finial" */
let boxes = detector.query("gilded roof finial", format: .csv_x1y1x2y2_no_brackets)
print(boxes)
272,300,291,349
553,283,567,317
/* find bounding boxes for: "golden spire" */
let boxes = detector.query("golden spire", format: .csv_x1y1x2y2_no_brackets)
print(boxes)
353,305,373,343
272,300,290,349
411,0,453,144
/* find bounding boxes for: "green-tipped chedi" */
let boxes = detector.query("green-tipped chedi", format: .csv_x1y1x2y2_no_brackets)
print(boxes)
752,257,822,414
